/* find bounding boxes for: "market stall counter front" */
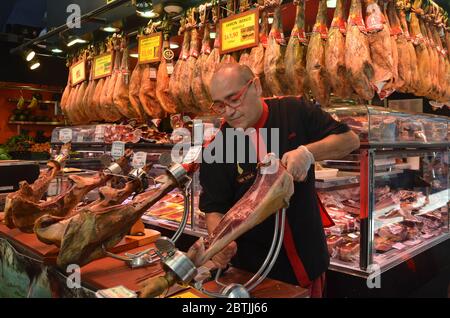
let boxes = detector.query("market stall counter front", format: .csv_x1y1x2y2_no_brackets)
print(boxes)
0,223,308,298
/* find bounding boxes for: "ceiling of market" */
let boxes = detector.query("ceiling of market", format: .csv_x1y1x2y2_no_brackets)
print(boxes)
1,0,449,60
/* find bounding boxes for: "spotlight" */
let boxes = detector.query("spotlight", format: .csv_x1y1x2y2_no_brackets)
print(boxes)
164,3,183,15
67,36,88,47
24,49,36,62
129,53,139,58
137,10,158,18
29,58,40,70
51,47,63,54
101,26,120,33
169,42,179,49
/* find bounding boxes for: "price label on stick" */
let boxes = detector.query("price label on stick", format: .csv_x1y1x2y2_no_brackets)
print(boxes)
111,141,125,160
59,129,73,144
132,151,147,168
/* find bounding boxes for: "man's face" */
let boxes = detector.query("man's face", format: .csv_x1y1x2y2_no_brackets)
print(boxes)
209,72,262,129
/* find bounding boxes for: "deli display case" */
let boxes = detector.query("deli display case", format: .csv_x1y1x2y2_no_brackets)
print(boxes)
319,105,449,277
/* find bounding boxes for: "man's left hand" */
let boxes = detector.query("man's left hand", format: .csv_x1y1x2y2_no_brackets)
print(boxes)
281,145,315,182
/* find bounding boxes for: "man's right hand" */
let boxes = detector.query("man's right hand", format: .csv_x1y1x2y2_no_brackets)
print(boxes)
211,241,237,269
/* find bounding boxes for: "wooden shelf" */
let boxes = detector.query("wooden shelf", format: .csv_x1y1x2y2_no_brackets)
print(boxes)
9,121,65,126
8,98,58,104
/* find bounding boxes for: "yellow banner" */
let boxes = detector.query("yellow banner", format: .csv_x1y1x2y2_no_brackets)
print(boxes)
138,32,162,64
71,60,86,86
220,9,259,54
93,53,113,79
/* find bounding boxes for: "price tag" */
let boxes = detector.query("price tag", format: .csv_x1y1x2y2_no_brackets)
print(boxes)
149,67,157,79
392,243,406,250
76,135,84,143
70,60,86,86
166,63,174,75
111,141,125,159
347,233,359,239
93,53,113,79
132,151,147,168
138,32,162,64
95,125,105,142
220,9,259,54
59,128,73,144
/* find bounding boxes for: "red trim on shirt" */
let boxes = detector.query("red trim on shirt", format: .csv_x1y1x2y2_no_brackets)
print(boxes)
253,99,269,130
283,217,312,287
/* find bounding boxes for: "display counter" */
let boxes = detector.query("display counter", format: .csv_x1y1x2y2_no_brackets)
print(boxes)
0,222,308,298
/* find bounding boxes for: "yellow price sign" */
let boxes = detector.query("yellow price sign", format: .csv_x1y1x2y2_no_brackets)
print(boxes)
70,59,86,86
220,9,259,55
93,53,113,79
138,32,162,64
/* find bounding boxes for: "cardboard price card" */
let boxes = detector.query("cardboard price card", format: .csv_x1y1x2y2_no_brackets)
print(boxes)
93,53,113,79
220,9,259,54
70,60,86,86
138,32,163,64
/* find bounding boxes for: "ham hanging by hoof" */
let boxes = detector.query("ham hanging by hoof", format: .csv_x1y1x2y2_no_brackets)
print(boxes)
4,144,71,229
306,0,331,105
82,49,97,122
202,6,222,98
139,64,165,119
156,36,178,114
365,0,395,99
139,156,294,298
285,0,308,97
98,40,114,121
398,1,420,94
35,172,177,269
113,38,139,119
129,59,146,122
191,6,213,113
8,152,131,233
409,0,432,96
325,0,353,99
180,11,201,113
60,59,72,115
264,1,290,97
103,36,124,122
386,1,411,93
345,0,375,101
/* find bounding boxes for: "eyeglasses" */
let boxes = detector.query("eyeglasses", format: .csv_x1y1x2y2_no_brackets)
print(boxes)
209,78,256,115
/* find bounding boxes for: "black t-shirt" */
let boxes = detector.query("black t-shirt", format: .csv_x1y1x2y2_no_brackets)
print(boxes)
199,96,350,286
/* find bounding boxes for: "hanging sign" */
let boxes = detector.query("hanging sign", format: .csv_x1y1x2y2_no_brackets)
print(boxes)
138,32,163,64
93,53,113,79
219,9,259,55
70,60,86,86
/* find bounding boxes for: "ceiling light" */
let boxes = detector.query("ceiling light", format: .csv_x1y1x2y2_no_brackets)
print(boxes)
101,26,120,33
137,10,158,18
209,32,216,39
164,4,183,15
24,49,36,62
129,53,139,58
169,42,179,49
67,37,87,47
29,58,40,70
327,0,337,8
51,48,63,54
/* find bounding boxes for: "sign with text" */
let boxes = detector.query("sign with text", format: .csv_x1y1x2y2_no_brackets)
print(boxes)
132,151,147,168
138,32,163,64
111,141,125,159
220,9,259,54
59,128,73,144
70,59,86,86
93,53,113,79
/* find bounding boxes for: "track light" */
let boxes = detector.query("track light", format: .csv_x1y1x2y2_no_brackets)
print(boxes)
67,36,88,47
169,42,179,49
129,53,139,58
24,49,36,62
51,47,63,54
164,3,183,15
101,26,120,33
137,10,158,18
29,58,40,70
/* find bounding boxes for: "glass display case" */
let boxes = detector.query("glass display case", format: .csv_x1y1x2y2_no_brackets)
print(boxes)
319,105,449,276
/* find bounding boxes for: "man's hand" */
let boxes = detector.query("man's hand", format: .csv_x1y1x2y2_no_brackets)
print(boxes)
281,145,315,182
211,241,237,269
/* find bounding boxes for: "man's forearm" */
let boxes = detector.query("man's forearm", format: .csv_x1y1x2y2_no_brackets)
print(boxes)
305,131,360,162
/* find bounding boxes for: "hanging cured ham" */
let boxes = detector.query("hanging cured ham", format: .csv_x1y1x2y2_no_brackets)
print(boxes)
156,34,178,114
306,0,331,105
325,0,353,99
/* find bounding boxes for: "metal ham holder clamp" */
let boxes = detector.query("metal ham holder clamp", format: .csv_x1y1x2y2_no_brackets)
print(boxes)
151,156,288,298
104,122,202,269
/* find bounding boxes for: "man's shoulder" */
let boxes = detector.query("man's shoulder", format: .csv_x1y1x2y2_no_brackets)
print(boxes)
264,96,307,112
